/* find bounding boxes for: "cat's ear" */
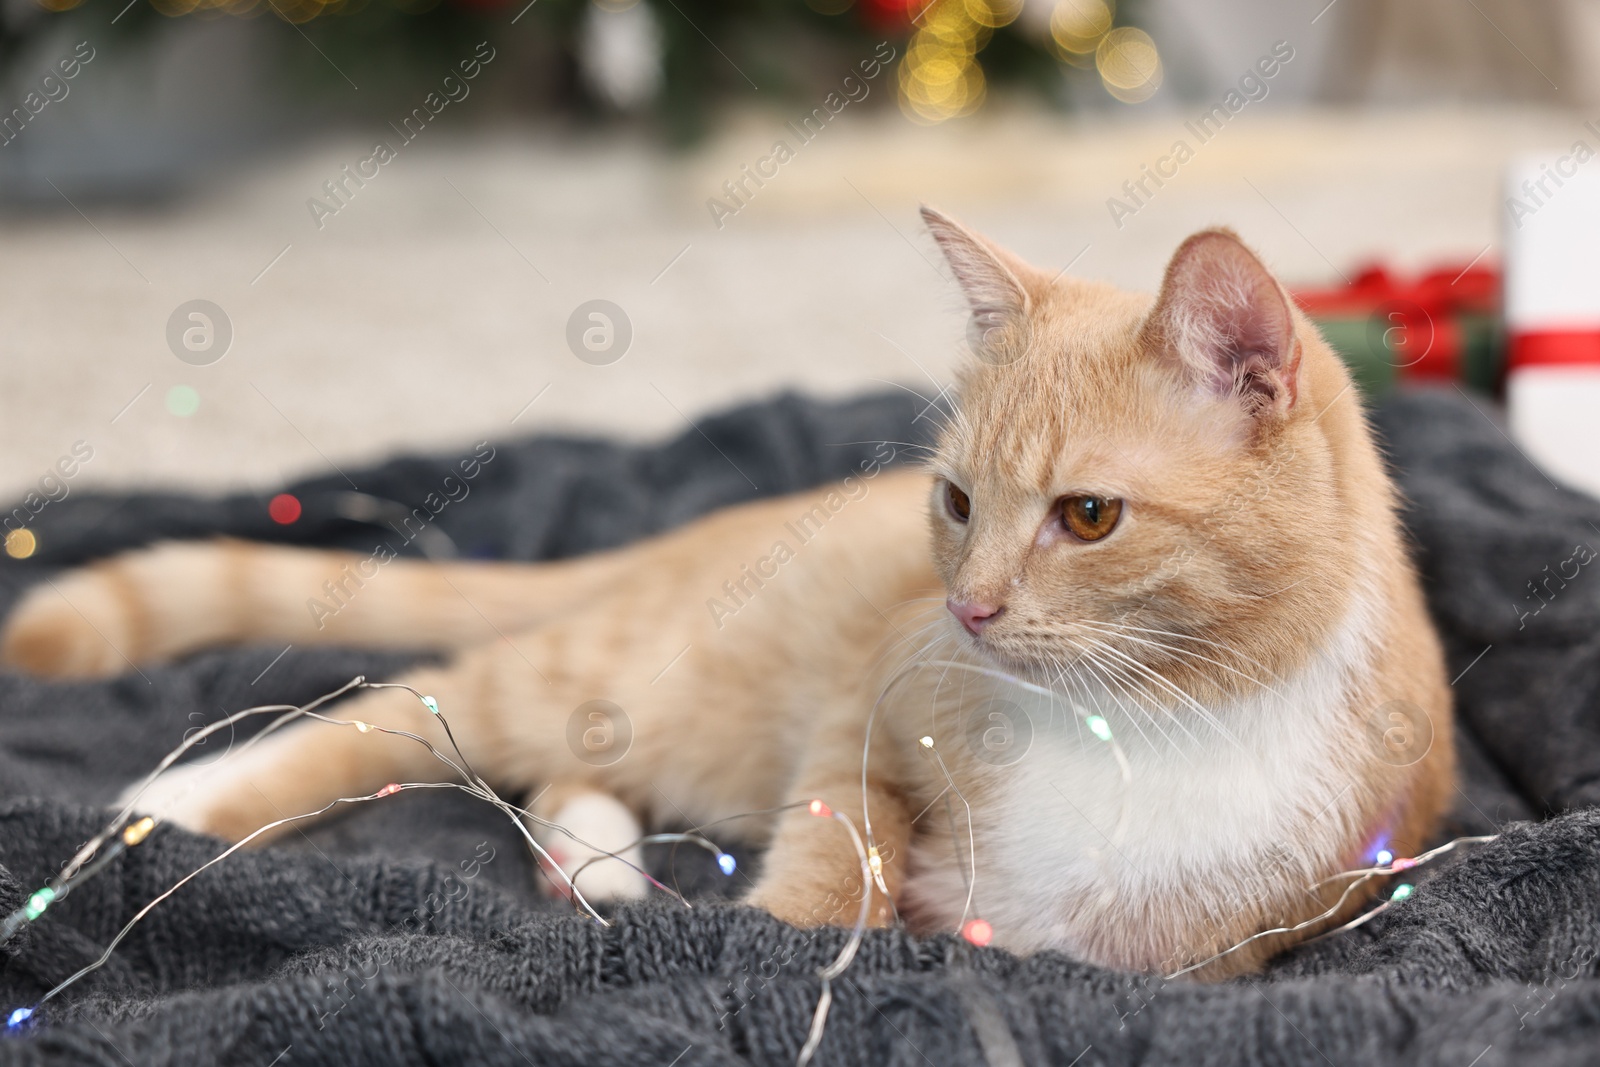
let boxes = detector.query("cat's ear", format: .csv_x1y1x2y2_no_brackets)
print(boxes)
921,206,1032,365
1144,229,1301,416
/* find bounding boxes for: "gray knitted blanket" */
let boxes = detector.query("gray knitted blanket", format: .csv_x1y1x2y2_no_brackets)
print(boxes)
0,389,1596,1066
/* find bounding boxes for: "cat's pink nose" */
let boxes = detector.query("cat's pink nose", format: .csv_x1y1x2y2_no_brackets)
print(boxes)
948,598,1003,636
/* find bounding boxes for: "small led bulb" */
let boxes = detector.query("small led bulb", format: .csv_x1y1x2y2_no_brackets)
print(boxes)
23,888,56,921
808,799,831,818
1375,849,1394,867
716,853,737,876
961,918,994,946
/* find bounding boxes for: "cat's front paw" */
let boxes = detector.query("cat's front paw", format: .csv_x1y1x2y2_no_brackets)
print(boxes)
744,885,827,927
537,843,650,904
533,791,649,905
117,760,268,842
745,881,895,929
2,571,133,678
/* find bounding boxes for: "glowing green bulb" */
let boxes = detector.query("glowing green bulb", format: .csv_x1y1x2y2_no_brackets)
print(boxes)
23,887,56,921
1390,883,1414,902
1085,715,1113,742
422,696,439,715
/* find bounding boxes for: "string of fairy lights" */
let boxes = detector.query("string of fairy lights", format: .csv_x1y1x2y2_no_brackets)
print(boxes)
0,655,1499,1054
0,677,744,1029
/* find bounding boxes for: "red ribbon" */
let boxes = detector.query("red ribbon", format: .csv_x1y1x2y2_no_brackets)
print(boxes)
1509,329,1600,368
1293,263,1500,381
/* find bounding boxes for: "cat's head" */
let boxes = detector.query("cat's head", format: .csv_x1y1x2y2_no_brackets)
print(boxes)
921,208,1370,702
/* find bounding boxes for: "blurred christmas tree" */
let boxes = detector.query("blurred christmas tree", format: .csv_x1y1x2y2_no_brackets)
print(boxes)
1,0,1163,141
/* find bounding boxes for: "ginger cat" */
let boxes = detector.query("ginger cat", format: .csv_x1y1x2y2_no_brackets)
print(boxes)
1,212,1453,978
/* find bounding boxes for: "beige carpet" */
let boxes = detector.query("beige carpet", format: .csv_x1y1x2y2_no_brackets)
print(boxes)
0,104,1575,502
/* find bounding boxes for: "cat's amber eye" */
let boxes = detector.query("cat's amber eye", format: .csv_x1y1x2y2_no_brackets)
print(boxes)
1060,495,1122,541
945,481,972,524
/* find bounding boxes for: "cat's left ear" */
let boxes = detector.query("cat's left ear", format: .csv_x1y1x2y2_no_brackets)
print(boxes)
921,206,1033,365
1143,229,1301,416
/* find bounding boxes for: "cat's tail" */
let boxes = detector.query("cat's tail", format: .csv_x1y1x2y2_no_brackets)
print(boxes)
0,538,635,678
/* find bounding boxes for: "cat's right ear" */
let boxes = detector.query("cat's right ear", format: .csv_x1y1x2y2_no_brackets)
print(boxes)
1143,229,1301,418
921,206,1032,365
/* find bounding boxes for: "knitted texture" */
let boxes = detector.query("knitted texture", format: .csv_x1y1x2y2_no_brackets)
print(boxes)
0,389,1596,1066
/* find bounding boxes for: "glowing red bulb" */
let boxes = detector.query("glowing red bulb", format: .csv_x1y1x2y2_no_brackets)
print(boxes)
268,493,302,524
1391,857,1417,871
808,799,831,818
376,783,401,798
962,918,993,946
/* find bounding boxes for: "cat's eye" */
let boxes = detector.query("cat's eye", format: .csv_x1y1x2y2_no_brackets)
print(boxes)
945,481,971,524
1060,495,1122,541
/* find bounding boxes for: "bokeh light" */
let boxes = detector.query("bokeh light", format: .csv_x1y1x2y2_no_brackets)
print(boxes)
166,385,201,417
1050,0,1114,56
963,0,1021,29
268,493,303,524
897,0,995,125
4,529,37,560
1095,26,1162,103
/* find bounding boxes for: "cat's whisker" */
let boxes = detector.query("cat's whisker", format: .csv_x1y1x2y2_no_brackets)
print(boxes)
1086,620,1287,685
1078,620,1286,702
1042,652,1084,719
862,355,962,432
1052,652,1103,743
1085,654,1202,757
1241,574,1310,600
1074,634,1241,749
1065,644,1161,753
900,622,958,655
869,609,960,676
1088,639,1222,755
876,626,968,735
861,379,950,417
888,608,953,639
825,437,940,458
883,599,957,630
1073,642,1194,759
1030,649,1095,734
1036,653,1067,730
1076,634,1214,726
1045,648,1139,855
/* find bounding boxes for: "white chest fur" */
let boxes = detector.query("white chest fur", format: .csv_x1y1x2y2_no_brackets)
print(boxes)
903,592,1379,968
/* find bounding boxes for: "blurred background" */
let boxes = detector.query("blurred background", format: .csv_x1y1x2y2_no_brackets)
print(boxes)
0,0,1590,506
